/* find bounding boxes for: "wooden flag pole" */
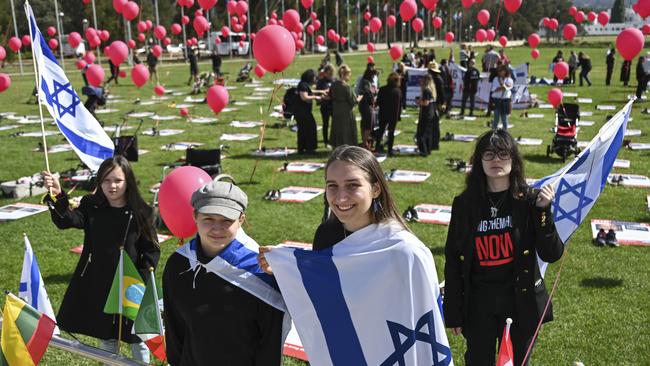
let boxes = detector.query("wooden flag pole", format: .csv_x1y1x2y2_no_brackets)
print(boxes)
117,247,124,355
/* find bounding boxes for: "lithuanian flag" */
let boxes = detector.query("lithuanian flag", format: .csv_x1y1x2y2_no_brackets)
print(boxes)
103,249,145,321
1,293,56,366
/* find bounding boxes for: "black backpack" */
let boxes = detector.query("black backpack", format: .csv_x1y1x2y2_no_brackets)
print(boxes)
282,87,300,119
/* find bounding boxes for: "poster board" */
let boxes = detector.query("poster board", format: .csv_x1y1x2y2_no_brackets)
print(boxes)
413,204,452,225
591,219,650,246
285,162,325,173
386,170,431,183
278,186,324,203
0,203,48,221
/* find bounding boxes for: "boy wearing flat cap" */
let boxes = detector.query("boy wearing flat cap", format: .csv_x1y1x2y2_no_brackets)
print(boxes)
162,181,284,366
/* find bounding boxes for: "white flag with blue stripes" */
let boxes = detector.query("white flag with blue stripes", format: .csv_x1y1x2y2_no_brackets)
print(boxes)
534,99,633,275
266,222,453,366
27,4,114,171
19,234,59,334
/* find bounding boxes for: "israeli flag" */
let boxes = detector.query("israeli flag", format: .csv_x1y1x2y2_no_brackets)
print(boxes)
27,4,113,171
19,234,59,334
266,222,453,366
534,99,633,275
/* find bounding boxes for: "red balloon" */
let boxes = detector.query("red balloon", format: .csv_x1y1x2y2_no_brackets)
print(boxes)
214,37,222,44
399,0,417,22
412,18,424,33
316,35,325,45
75,59,87,70
82,0,92,5
504,0,522,14
475,29,487,42
181,15,190,25
421,0,437,11
68,32,82,48
283,9,301,33
180,107,189,116
499,35,508,47
137,21,147,33
8,37,22,52
193,16,209,37
47,26,57,37
253,25,296,73
123,1,139,21
86,64,105,86
127,39,136,49
575,11,585,23
461,0,473,9
171,23,182,35
22,35,31,47
389,44,403,61
313,19,321,30
643,24,650,35
131,64,150,87
387,15,397,28
553,61,569,80
198,0,217,10
158,167,212,238
367,55,374,63
568,6,577,16
103,46,111,56
152,45,163,58
108,40,128,65
477,9,490,26
432,16,443,29
295,39,305,49
597,11,609,27
146,20,153,30
254,64,266,78
367,42,375,52
363,25,370,34
306,24,315,34
562,24,577,41
486,28,496,41
154,25,166,40
226,0,237,14
548,88,563,108
207,84,229,114
616,27,645,61
528,33,540,48
587,11,596,23
339,37,346,45
370,17,382,33
138,33,146,42
99,30,110,42
113,0,127,13
154,85,165,96
83,51,96,64
531,49,540,59
221,26,231,37
236,0,249,16
0,74,11,93
0,46,6,61
445,31,455,43
548,18,559,31
49,38,59,50
300,0,313,9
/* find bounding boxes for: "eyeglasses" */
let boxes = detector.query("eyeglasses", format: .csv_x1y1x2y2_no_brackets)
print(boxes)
481,150,511,161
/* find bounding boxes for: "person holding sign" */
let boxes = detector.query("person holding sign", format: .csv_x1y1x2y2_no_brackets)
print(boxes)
42,156,160,362
443,130,564,365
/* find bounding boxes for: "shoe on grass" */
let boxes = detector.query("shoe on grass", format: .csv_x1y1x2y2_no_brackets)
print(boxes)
595,229,606,246
606,229,619,247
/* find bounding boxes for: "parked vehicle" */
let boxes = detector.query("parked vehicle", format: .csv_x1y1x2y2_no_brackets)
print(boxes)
208,32,250,56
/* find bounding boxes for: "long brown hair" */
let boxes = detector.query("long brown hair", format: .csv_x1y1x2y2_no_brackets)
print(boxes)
94,156,159,247
325,145,408,230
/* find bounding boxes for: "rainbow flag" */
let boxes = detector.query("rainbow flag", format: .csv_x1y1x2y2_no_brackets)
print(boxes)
0,293,56,366
103,249,145,321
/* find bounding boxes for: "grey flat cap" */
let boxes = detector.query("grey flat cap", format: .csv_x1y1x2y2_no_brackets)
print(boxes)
191,181,248,220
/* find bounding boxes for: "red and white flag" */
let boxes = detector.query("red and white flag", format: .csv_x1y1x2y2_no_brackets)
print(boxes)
497,318,514,366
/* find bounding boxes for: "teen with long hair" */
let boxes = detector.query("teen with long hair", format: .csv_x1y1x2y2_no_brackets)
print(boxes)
42,156,160,362
416,74,438,156
443,130,564,365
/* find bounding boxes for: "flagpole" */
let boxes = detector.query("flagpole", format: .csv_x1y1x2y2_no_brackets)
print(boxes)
117,247,124,355
10,0,24,75
53,0,65,71
25,1,52,174
90,0,100,65
149,267,166,352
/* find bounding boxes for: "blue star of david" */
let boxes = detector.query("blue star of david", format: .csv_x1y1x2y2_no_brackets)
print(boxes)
50,79,80,119
553,178,594,225
380,310,452,366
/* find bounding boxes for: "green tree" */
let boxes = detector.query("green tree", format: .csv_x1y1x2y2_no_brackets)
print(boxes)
611,0,625,23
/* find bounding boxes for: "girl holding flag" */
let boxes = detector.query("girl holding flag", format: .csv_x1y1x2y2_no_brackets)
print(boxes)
443,129,563,365
42,156,160,362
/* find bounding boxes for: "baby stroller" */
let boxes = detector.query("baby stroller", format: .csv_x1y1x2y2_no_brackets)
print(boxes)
191,72,213,94
236,62,253,82
547,103,580,162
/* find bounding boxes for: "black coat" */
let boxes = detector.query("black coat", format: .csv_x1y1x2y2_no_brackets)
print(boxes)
47,193,160,343
376,85,401,125
443,189,563,338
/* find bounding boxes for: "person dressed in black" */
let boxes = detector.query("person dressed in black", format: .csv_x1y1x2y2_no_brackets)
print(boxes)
461,58,481,116
164,181,284,366
635,55,648,100
395,62,407,109
444,130,563,366
606,48,616,86
440,59,454,116
375,72,402,156
416,74,438,156
429,61,446,117
316,64,335,146
295,69,326,154
105,59,119,86
621,59,632,87
577,52,592,87
210,50,222,77
187,46,199,86
42,157,160,363
357,67,377,150
146,48,159,85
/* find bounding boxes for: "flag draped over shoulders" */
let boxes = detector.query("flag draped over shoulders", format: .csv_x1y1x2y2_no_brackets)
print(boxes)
266,222,453,366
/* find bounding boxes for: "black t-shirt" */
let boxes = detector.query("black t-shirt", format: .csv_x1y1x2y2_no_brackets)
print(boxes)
470,191,515,292
313,218,354,251
316,76,333,109
296,81,313,113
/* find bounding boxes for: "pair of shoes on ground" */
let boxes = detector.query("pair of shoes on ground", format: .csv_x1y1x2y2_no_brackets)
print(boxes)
263,190,281,201
442,132,454,141
402,206,419,222
595,228,618,247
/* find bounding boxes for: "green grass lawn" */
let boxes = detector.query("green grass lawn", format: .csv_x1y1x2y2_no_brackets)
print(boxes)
1,43,649,365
